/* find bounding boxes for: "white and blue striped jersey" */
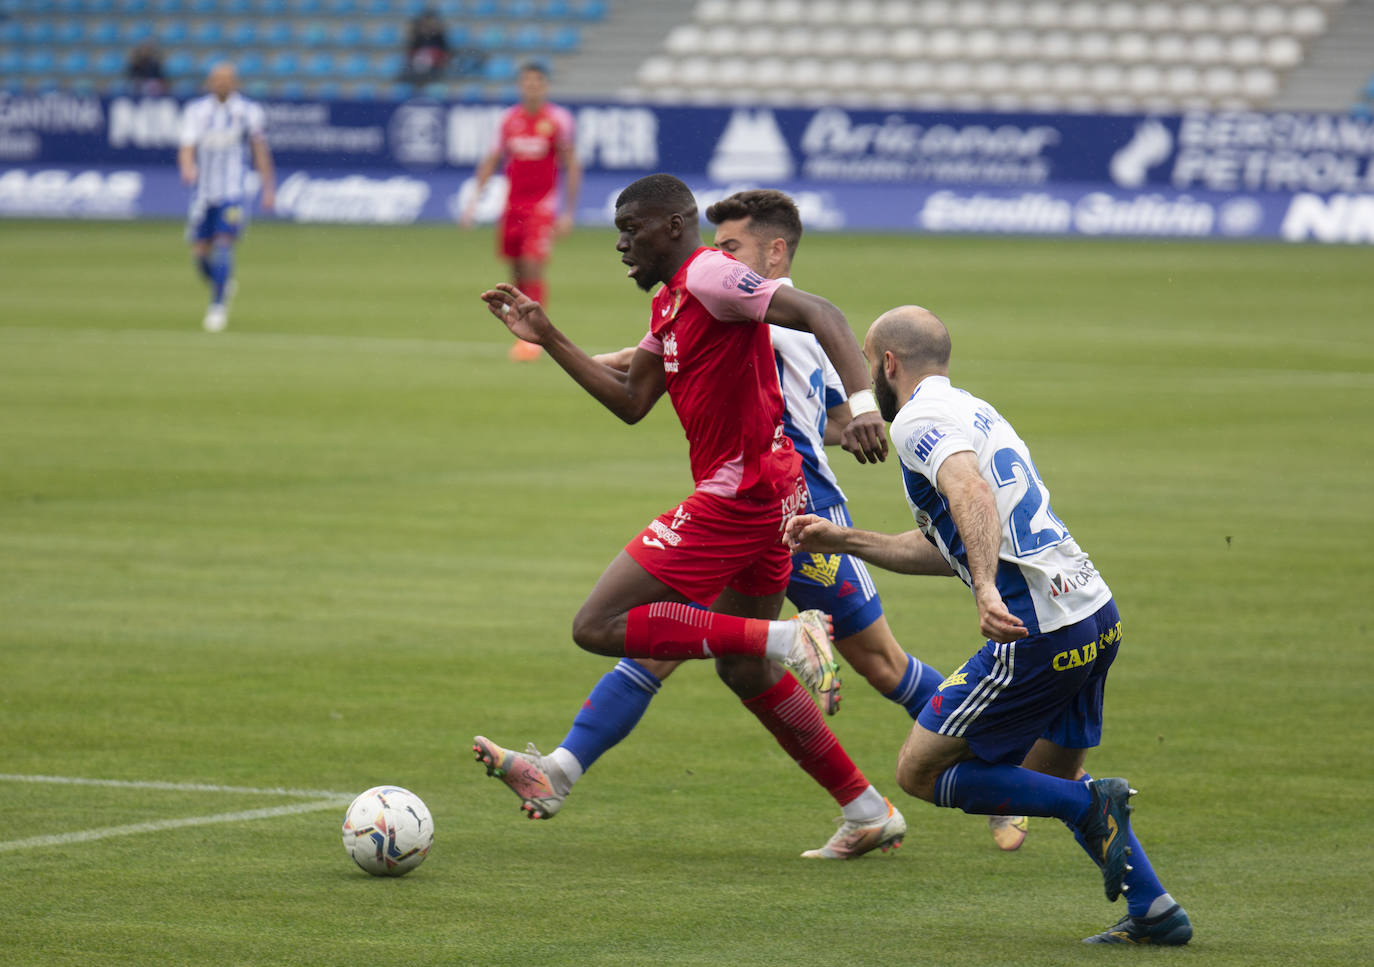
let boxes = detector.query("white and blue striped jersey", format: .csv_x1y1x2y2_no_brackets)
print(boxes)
179,92,266,205
892,375,1112,636
770,278,848,513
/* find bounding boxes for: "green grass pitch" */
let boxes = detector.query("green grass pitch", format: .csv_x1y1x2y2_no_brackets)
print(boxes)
1,219,1371,966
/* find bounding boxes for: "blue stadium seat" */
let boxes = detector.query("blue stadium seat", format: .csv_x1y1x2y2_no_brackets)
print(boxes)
350,81,377,99
302,51,333,76
84,0,113,11
314,80,340,100
222,0,250,12
157,21,188,44
326,0,355,12
339,51,369,77
400,0,427,15
469,0,497,16
0,21,19,43
165,49,193,75
299,22,327,47
366,22,401,49
22,21,55,42
476,24,506,50
483,54,516,82
191,21,223,44
23,48,55,72
436,0,464,17
572,0,604,21
377,51,402,77
188,0,217,12
0,49,23,75
228,21,256,45
119,0,148,11
153,0,184,12
539,0,569,17
88,19,118,43
194,50,225,72
457,82,485,102
120,20,152,43
236,49,262,74
334,21,361,46
447,24,470,48
268,51,298,76
503,0,536,18
55,19,84,43
277,79,305,99
93,47,125,74
361,0,388,14
55,0,82,12
261,21,291,45
292,0,320,13
257,0,285,11
511,25,542,51
549,25,578,53
243,78,268,97
385,82,414,101
58,49,89,74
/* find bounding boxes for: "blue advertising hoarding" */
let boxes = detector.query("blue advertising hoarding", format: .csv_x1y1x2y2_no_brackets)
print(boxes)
2,91,1372,242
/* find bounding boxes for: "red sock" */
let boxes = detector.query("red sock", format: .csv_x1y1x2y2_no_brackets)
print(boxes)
518,278,547,307
743,673,868,807
623,602,769,660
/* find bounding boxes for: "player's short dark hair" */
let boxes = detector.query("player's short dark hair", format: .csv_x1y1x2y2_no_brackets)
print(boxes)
518,60,549,77
705,189,802,260
615,173,698,220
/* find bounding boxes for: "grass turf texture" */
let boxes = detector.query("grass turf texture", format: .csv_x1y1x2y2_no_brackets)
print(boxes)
1,220,1370,966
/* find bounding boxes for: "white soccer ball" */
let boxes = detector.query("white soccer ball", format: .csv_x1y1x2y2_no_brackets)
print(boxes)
341,785,434,877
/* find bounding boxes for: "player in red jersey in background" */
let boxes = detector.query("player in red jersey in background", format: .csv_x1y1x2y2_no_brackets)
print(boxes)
475,174,909,858
462,61,582,361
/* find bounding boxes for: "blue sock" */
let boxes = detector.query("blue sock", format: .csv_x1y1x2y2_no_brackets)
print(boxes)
934,759,1093,822
208,243,233,304
1066,772,1167,916
883,653,943,719
558,659,661,772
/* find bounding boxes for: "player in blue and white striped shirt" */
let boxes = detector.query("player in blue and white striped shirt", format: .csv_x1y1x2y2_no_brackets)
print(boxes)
787,306,1191,945
178,63,275,333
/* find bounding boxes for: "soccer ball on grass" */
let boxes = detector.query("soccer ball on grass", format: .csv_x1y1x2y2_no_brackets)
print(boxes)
341,785,433,876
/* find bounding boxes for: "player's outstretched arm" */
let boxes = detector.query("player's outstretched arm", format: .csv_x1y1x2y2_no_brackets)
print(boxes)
935,452,1028,643
763,286,888,465
785,514,956,577
480,284,665,422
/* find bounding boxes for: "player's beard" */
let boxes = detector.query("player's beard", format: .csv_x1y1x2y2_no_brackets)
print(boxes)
874,367,900,423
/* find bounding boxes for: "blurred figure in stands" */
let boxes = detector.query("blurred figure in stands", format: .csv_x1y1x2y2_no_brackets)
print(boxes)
126,42,167,95
401,8,450,85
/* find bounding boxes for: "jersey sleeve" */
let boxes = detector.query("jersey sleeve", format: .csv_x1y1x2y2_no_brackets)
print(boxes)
178,101,202,147
552,105,575,151
246,101,267,139
822,356,846,409
683,250,782,324
895,401,975,488
637,330,663,355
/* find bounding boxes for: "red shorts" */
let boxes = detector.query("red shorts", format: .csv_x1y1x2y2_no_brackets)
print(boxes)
625,484,805,606
500,205,554,262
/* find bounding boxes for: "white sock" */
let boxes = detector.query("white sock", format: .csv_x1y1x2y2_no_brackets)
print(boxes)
1145,893,1176,919
545,747,582,794
841,784,887,823
763,620,797,662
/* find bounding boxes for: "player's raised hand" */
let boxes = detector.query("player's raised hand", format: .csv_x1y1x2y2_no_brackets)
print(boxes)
785,513,845,553
841,411,889,464
481,283,551,344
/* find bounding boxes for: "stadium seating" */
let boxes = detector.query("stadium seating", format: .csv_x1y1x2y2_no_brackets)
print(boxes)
635,0,1352,112
0,0,605,98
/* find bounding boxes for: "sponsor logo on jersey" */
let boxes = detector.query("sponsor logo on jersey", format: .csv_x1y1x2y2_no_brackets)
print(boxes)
913,427,946,461
661,329,679,373
1048,562,1098,598
736,269,766,294
648,519,682,547
670,504,691,530
798,553,841,587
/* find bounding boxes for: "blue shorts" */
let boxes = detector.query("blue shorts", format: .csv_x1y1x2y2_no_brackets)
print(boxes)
785,503,885,640
186,200,247,243
917,599,1122,765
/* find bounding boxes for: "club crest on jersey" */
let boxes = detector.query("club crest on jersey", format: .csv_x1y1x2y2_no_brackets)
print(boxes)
798,554,841,587
659,288,685,321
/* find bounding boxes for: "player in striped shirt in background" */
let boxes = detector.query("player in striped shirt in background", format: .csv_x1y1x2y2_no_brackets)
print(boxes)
178,62,275,334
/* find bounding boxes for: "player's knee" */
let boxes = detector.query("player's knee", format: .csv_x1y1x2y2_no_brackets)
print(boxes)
570,606,619,656
895,751,938,803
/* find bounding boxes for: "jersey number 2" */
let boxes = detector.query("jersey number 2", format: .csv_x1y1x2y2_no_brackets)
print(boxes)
991,447,1067,556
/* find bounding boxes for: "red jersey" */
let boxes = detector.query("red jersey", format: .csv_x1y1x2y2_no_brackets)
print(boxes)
637,248,801,503
495,102,574,211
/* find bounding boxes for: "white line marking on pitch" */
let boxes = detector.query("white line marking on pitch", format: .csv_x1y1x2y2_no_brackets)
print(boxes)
0,775,355,853
0,800,344,853
0,773,354,799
